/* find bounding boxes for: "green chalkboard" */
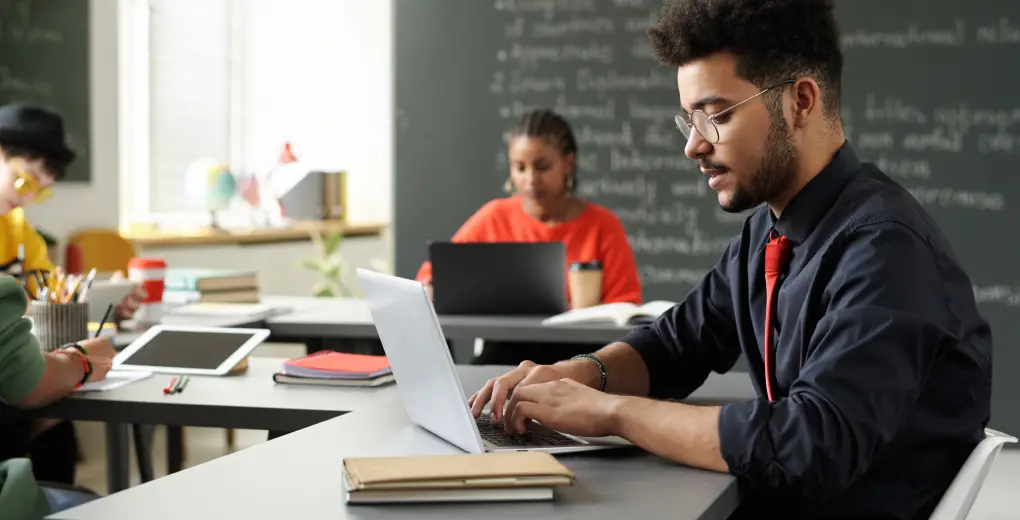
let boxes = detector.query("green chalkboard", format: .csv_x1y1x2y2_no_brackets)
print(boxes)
395,0,1020,441
0,0,90,182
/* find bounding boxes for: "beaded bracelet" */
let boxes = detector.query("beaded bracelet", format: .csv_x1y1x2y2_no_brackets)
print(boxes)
571,353,607,392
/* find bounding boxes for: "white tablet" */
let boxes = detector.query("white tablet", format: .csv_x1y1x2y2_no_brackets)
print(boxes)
113,325,270,375
83,280,137,322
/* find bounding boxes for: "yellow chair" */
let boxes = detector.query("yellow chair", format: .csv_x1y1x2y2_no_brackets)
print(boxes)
64,229,137,275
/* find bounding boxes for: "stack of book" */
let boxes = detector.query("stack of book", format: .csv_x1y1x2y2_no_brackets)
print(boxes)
272,351,394,387
162,268,259,306
342,452,575,504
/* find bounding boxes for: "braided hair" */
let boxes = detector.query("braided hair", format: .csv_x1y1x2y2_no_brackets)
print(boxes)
509,109,579,193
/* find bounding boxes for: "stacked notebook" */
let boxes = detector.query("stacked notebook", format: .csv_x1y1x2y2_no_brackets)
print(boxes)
272,351,394,387
162,268,259,305
342,452,575,504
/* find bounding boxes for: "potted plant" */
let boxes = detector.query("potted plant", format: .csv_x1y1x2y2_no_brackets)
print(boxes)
302,229,359,298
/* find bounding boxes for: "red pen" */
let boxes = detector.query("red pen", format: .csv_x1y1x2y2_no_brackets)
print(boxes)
163,376,178,395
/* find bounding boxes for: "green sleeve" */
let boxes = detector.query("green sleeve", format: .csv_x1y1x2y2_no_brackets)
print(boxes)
0,458,49,519
0,275,45,405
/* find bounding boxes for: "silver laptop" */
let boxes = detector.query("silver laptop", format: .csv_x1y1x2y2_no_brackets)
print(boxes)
356,268,628,454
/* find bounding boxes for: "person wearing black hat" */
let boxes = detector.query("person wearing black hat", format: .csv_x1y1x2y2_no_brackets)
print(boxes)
0,104,138,488
0,104,145,318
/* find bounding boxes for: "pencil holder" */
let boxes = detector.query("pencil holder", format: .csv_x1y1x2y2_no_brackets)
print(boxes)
31,301,89,352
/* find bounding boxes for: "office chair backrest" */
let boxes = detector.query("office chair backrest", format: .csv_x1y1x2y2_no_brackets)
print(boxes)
928,428,1017,520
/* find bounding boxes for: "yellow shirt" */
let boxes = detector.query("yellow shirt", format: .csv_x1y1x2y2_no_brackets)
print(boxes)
0,208,54,296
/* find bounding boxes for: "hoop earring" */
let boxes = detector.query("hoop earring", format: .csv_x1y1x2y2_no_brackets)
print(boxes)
565,173,575,192
503,177,513,194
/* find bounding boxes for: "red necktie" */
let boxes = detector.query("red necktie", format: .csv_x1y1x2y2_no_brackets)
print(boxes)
764,231,792,402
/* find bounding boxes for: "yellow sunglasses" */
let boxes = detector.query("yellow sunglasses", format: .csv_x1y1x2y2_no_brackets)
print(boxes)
13,167,52,204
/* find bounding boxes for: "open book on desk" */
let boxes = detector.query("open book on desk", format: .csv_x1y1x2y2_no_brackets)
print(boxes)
541,300,677,327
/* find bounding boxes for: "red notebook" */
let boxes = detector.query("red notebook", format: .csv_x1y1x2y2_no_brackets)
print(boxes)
281,351,392,380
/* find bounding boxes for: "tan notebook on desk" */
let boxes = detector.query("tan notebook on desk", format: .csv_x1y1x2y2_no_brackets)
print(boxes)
342,451,575,504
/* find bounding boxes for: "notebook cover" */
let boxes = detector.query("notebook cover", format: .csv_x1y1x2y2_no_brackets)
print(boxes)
343,452,574,490
283,351,390,374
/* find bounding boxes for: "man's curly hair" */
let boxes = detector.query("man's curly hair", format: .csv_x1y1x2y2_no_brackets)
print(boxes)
648,0,843,120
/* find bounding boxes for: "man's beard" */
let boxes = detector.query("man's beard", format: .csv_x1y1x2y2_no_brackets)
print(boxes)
721,116,797,213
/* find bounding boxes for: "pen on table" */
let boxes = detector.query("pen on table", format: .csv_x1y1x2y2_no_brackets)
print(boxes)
163,376,179,395
95,303,115,339
174,376,190,394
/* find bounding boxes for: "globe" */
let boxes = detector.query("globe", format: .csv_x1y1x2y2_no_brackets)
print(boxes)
184,159,237,212
206,167,237,211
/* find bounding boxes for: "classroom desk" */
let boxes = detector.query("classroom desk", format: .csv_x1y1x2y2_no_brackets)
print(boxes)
34,357,387,494
51,370,753,520
265,298,752,371
266,297,632,347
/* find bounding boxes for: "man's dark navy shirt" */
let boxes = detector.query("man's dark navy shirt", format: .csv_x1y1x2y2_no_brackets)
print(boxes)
619,143,992,519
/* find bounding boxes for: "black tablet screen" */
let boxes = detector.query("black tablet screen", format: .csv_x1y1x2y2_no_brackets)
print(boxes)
119,330,257,370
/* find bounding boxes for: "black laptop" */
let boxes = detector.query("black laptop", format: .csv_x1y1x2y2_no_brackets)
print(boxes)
428,241,567,315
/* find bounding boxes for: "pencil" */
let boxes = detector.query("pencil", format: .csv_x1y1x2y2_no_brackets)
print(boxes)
63,277,82,304
95,303,115,339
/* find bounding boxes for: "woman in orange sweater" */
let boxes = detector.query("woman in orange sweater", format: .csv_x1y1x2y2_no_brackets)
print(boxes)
416,109,642,364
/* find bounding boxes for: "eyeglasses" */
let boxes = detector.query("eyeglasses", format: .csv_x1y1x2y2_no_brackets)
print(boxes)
674,80,796,144
13,166,52,204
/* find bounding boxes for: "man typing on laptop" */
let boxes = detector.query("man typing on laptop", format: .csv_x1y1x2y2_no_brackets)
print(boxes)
468,1,991,519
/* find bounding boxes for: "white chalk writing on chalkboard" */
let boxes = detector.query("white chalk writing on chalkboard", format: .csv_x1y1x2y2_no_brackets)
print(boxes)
499,96,615,120
610,148,694,173
979,132,1020,153
643,123,677,149
975,18,1020,45
629,99,678,121
840,20,966,48
0,67,53,99
613,204,700,232
973,285,1020,307
642,266,707,287
873,156,932,180
628,230,732,256
575,122,634,147
0,0,62,45
577,173,657,204
865,95,928,126
494,0,597,20
505,41,614,67
907,188,1005,211
576,68,675,95
612,0,648,8
531,17,614,38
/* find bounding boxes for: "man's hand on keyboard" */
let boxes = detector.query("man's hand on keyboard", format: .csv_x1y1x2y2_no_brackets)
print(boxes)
469,361,570,424
503,377,622,438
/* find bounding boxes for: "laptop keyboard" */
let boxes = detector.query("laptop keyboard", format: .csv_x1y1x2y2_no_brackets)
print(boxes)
475,416,584,448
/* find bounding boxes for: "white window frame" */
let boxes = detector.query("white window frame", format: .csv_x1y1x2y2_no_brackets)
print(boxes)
118,0,246,229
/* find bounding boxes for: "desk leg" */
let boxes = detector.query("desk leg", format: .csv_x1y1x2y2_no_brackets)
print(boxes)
304,337,325,355
131,424,154,482
104,423,130,493
166,426,183,474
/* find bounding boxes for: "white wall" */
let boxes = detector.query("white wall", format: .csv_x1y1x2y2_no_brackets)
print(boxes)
23,0,121,265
